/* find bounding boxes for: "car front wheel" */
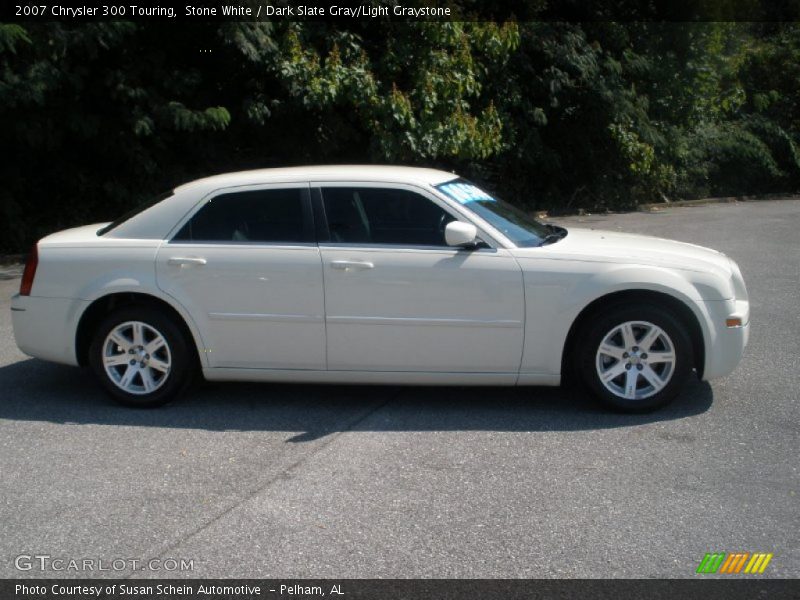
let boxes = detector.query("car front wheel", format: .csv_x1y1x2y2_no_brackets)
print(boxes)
578,305,694,412
89,307,193,407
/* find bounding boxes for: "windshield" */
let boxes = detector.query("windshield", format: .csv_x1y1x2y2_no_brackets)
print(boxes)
97,190,173,236
435,178,555,247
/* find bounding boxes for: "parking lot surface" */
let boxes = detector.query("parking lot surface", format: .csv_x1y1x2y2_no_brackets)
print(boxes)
0,199,798,578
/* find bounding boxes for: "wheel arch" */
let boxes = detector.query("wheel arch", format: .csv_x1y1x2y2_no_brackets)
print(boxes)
75,291,204,368
560,289,706,380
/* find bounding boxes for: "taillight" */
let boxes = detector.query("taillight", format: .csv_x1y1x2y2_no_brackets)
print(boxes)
19,244,38,296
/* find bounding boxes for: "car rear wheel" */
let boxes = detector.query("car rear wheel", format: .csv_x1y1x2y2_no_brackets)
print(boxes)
578,304,694,412
89,307,193,407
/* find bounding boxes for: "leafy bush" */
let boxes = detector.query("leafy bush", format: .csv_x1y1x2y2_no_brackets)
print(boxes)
0,20,798,252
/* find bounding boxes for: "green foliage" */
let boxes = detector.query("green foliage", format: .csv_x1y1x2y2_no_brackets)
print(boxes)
0,19,798,252
269,22,515,161
0,24,30,53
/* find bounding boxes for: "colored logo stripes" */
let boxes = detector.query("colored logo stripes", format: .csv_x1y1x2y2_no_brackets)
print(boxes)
696,552,773,574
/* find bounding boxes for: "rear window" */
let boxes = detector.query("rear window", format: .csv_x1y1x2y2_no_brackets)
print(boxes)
98,191,173,236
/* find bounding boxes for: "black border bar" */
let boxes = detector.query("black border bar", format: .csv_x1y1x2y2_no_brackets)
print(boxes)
3,579,800,600
3,0,800,23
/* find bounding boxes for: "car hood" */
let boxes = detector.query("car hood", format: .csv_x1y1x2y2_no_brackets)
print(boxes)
512,227,733,277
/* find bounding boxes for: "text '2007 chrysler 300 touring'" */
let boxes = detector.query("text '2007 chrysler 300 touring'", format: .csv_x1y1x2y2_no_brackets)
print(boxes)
11,166,749,411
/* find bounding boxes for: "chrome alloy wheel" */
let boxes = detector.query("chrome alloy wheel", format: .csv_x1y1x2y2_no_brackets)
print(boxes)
102,321,172,395
595,320,676,400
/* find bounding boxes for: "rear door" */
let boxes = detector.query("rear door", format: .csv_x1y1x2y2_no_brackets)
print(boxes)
156,184,326,370
314,182,525,374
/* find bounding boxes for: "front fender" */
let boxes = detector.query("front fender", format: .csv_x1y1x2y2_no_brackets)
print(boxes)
518,261,716,377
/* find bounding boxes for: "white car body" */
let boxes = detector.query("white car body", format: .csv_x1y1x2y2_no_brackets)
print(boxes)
11,165,749,393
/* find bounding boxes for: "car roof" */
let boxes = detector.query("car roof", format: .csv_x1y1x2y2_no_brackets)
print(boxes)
175,165,458,192
105,165,461,240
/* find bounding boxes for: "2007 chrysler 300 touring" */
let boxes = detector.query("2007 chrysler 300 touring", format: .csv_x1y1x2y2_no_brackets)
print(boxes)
11,166,749,411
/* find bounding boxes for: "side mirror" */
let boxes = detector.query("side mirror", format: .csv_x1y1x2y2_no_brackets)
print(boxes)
445,221,479,247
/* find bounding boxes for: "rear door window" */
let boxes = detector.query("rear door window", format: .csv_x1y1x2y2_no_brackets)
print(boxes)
173,188,312,243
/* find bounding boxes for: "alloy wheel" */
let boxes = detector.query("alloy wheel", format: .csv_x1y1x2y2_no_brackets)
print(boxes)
102,321,172,395
595,320,676,400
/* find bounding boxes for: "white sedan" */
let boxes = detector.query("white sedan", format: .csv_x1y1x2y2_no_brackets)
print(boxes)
11,166,749,411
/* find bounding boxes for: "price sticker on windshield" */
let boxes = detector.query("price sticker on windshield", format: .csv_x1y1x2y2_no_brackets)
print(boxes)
439,183,496,204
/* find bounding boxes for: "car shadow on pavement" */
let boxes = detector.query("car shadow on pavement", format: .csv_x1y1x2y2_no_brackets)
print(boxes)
0,358,713,441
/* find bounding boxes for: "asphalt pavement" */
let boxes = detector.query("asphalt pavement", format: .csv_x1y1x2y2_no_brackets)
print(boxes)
0,199,797,578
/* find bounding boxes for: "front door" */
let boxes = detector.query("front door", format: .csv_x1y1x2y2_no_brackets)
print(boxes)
316,183,525,373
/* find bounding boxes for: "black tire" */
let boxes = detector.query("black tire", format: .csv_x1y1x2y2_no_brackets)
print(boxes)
576,304,694,412
89,306,194,407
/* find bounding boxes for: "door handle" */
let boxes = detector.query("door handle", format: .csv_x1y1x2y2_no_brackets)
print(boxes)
168,257,207,267
330,260,374,271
